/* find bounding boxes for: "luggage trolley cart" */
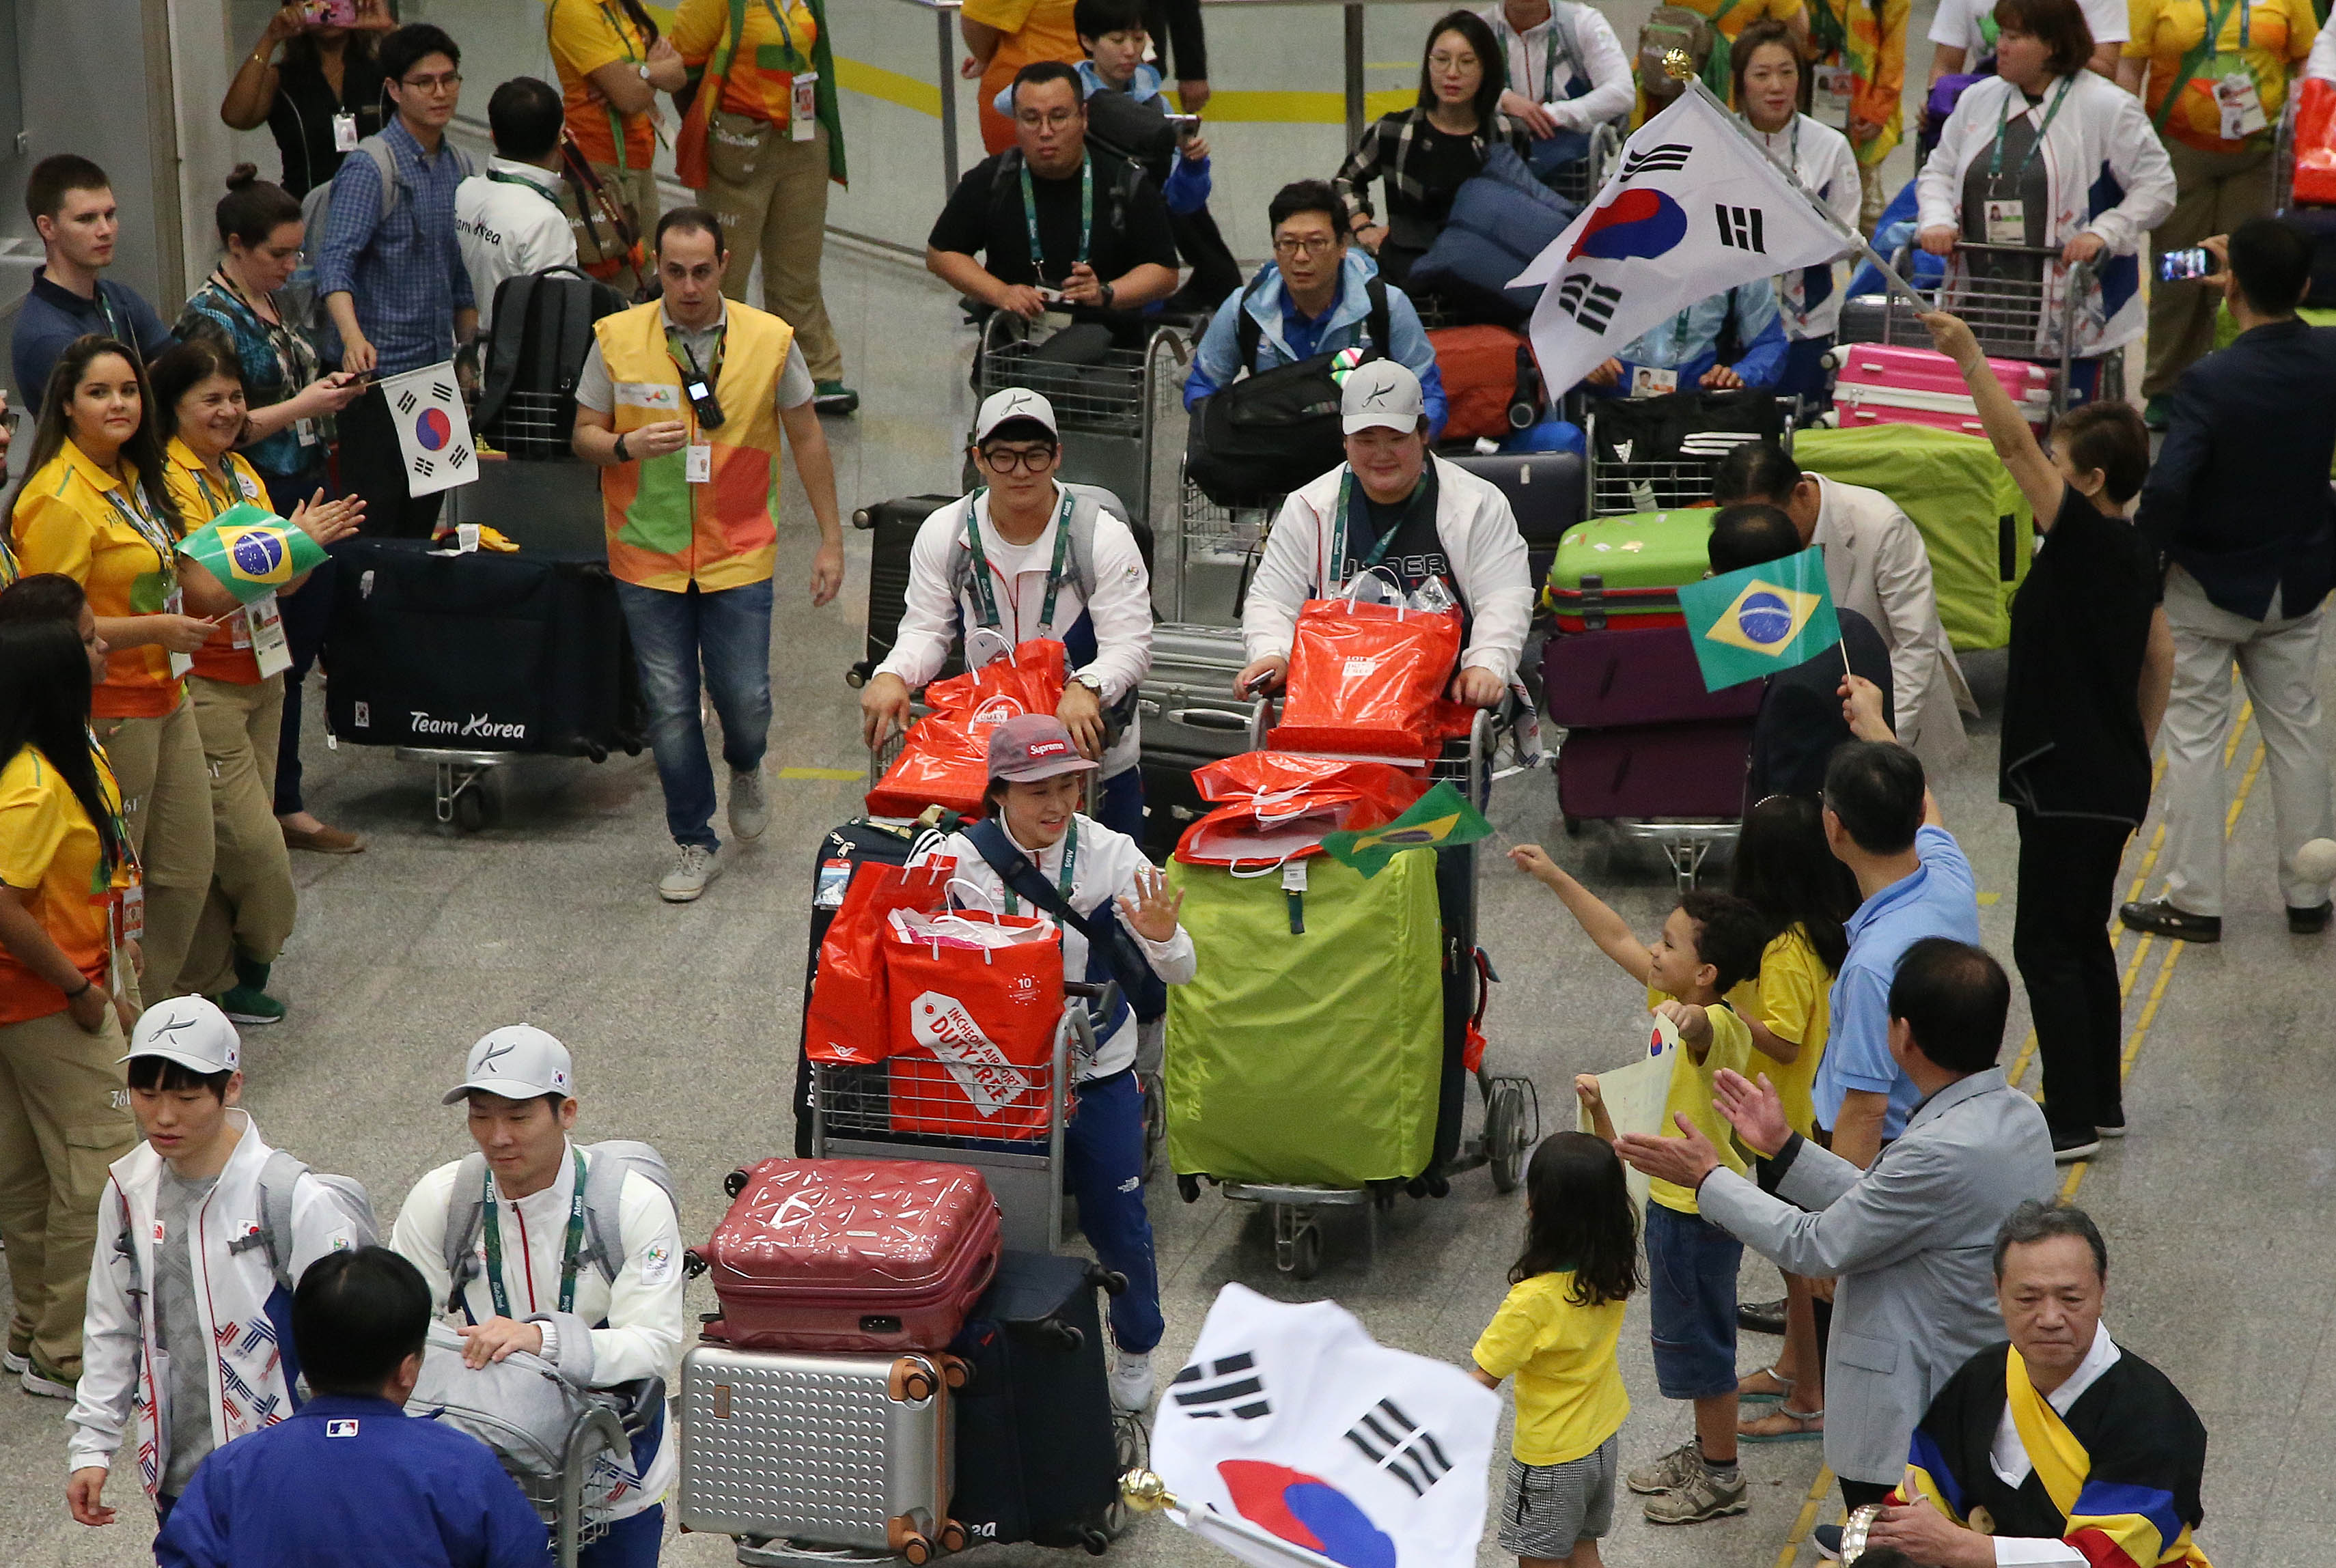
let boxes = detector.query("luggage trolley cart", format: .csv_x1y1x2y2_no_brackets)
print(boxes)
1540,122,1624,206
1583,397,1798,516
1166,473,1276,627
543,1401,640,1568
1867,241,2112,407
1187,703,1541,1281
970,313,1190,529
809,987,1103,1255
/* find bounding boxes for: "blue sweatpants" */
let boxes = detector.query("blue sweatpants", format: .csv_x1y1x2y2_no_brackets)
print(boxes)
1066,1069,1161,1354
579,1503,664,1567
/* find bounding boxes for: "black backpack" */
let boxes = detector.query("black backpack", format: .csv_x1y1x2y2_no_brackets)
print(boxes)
1184,273,1390,509
474,266,630,460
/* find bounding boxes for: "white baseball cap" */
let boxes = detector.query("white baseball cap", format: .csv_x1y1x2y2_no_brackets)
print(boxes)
122,996,241,1076
974,387,1059,444
1340,359,1426,434
443,1024,574,1105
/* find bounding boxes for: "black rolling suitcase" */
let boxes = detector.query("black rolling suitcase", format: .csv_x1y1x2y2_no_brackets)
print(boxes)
793,818,926,1156
1448,450,1585,588
322,539,643,757
947,1250,1122,1552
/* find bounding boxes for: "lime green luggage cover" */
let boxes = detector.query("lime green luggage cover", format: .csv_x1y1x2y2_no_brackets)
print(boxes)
1792,425,2037,652
1165,852,1443,1187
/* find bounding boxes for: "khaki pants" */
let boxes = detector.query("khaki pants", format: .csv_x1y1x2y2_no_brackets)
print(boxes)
0,1006,134,1380
565,160,663,299
94,696,214,999
2144,138,2275,398
701,111,843,382
181,675,295,998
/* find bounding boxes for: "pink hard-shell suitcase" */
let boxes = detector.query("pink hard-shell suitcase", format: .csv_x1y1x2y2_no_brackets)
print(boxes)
1828,341,2055,434
698,1158,1002,1353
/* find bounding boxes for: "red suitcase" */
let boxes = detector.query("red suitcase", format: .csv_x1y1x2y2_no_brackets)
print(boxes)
1429,324,1536,441
700,1158,1002,1352
1828,341,2054,435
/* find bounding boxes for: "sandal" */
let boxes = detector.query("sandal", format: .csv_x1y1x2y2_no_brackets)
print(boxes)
1740,1404,1824,1443
1736,1364,1794,1403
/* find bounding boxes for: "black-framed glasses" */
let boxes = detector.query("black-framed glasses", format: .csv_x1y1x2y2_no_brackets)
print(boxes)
401,70,462,92
1272,235,1339,257
979,444,1057,473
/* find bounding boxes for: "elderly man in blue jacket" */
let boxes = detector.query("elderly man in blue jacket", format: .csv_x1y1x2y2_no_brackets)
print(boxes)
1184,178,1447,438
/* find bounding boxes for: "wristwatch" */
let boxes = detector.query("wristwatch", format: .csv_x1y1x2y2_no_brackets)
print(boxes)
613,432,631,462
637,62,652,80
1072,671,1105,695
1098,280,1116,309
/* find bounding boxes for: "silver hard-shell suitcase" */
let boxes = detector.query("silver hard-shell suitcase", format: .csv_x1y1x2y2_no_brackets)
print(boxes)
1135,622,1254,856
678,1343,963,1562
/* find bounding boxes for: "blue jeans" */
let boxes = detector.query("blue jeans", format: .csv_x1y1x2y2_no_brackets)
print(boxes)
615,578,775,851
1066,1069,1162,1354
1644,1201,1741,1401
260,464,335,816
579,1503,663,1567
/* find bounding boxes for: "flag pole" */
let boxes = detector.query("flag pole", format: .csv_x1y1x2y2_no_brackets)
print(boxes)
1661,55,1930,316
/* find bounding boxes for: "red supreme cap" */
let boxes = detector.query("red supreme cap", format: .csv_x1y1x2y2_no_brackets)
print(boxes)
986,714,1100,783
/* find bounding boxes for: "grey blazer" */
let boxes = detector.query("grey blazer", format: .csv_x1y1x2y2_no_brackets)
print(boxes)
1695,1066,2055,1484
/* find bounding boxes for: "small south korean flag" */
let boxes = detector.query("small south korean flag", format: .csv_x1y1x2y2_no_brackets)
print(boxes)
1151,1283,1499,1568
380,361,477,499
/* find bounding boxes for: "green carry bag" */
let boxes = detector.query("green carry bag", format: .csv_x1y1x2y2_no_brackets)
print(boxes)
1163,852,1443,1188
1792,425,2035,653
1542,510,1715,633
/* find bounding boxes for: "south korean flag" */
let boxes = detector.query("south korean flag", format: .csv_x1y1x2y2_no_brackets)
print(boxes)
1513,80,1857,398
1151,1283,1499,1568
380,361,478,499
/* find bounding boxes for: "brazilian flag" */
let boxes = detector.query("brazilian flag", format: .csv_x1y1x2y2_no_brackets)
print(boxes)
1675,546,1842,693
177,502,326,606
1320,781,1492,878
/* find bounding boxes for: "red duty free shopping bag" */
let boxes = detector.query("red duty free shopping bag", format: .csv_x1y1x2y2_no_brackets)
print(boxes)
2297,79,2336,206
884,909,1066,1138
1266,598,1474,759
805,860,953,1065
865,641,1074,819
1174,752,1429,866
923,639,1069,723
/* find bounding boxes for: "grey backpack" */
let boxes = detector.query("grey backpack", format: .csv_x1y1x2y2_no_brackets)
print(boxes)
291,134,479,348
409,1323,639,1513
116,1149,378,1297
439,1141,678,1317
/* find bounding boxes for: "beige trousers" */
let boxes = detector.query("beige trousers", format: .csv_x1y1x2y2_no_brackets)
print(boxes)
181,675,295,998
94,695,214,999
701,113,843,382
565,160,663,299
0,1005,134,1379
2144,138,2275,398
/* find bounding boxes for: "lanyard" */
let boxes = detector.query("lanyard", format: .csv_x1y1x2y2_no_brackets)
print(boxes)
101,482,177,577
758,0,804,64
93,288,125,346
1494,13,1566,101
189,462,255,518
1331,468,1428,578
486,169,565,210
1987,76,2074,184
1020,154,1091,276
1001,817,1078,917
2210,0,2251,53
964,488,1075,640
480,1148,589,1319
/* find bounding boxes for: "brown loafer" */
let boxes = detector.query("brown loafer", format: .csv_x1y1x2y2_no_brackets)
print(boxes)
281,824,365,854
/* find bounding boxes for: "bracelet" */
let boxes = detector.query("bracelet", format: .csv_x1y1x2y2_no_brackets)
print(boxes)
613,432,630,463
65,977,92,998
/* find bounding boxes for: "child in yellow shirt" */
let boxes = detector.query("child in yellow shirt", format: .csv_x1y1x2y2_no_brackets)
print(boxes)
1511,845,1770,1527
1471,1131,1639,1568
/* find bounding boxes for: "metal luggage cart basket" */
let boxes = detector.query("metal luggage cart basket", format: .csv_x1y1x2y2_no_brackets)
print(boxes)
1167,470,1276,626
971,312,1190,528
1180,701,1540,1280
536,1401,637,1568
811,988,1102,1255
1583,399,1797,517
1863,242,2118,409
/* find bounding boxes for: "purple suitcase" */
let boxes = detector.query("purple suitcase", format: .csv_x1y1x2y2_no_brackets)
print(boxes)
1542,629,1766,730
1555,721,1755,821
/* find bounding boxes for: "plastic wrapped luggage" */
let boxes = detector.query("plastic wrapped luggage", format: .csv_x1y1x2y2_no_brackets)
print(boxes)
323,538,644,757
1163,850,1443,1186
945,1251,1121,1552
699,1159,1001,1353
1543,628,1766,729
1828,341,2055,435
676,1343,962,1560
1542,511,1713,632
1792,424,2036,651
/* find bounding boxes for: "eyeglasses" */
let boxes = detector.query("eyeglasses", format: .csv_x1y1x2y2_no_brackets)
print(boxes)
1272,236,1339,257
1016,109,1081,131
979,445,1057,473
401,70,462,93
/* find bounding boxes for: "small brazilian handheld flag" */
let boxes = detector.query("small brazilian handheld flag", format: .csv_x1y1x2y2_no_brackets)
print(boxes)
176,503,326,606
1675,545,1841,693
1320,781,1493,878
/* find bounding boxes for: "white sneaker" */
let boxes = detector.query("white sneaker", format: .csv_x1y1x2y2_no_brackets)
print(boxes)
21,1364,74,1399
1,1347,26,1375
728,766,770,841
658,843,721,904
1110,1352,1156,1413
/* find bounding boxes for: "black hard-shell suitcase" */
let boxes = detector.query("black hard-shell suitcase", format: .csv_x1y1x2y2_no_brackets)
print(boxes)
1448,451,1585,586
793,818,924,1156
473,266,629,459
322,539,643,757
947,1250,1122,1552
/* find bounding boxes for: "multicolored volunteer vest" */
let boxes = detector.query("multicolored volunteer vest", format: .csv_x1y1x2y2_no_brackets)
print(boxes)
593,298,796,592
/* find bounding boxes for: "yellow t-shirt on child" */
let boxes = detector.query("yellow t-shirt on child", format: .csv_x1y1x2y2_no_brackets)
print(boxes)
1471,1271,1630,1465
1726,923,1833,1140
1643,985,1752,1216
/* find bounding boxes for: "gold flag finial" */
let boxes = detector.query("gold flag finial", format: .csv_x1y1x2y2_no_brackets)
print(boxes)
1662,47,1695,82
1120,1470,1180,1513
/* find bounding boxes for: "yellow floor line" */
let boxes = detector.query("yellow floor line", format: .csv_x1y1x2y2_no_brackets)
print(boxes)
1768,1464,1840,1568
775,766,864,782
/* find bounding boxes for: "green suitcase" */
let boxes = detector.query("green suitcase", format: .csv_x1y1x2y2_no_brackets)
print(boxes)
1164,852,1443,1188
1542,510,1715,632
1792,425,2036,652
